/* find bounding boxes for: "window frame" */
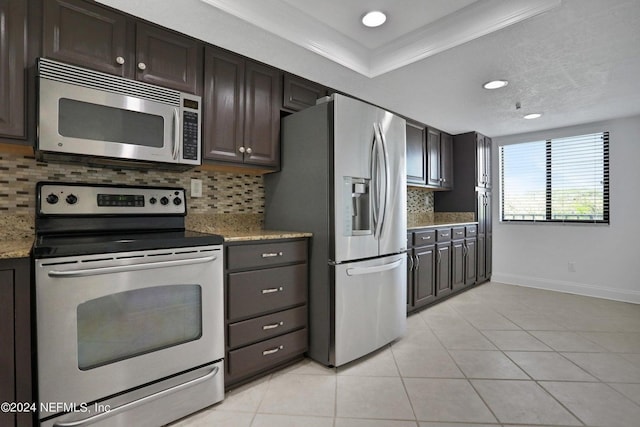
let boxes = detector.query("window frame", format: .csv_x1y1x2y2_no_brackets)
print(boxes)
499,131,609,224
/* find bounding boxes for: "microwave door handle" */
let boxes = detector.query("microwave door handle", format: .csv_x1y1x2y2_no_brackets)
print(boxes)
172,108,180,160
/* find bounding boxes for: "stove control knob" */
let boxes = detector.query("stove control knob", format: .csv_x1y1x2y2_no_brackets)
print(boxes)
149,197,157,205
46,194,59,204
66,194,78,205
160,197,169,205
173,197,182,206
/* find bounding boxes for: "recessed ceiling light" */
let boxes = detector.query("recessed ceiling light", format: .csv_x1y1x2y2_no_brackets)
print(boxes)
483,80,509,89
523,113,542,119
362,11,387,28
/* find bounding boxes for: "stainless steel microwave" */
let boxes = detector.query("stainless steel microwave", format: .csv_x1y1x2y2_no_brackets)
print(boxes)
37,58,201,169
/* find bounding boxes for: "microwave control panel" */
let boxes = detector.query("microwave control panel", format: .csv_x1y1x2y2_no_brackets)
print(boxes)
182,110,199,161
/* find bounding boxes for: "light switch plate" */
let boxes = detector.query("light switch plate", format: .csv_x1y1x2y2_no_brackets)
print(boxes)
190,179,203,198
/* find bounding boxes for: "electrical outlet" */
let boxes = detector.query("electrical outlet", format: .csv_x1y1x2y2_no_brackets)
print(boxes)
568,262,576,273
190,179,203,198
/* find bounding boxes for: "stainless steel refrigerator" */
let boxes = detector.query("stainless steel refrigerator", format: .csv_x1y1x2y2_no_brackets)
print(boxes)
265,94,407,367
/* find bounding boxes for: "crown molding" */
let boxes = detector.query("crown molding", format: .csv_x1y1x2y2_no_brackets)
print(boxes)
201,0,561,78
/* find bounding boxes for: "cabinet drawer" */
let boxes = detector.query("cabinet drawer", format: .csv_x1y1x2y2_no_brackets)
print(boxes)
466,225,477,237
228,306,307,349
228,329,307,379
227,240,307,270
413,230,436,245
436,228,452,242
452,227,466,240
228,263,307,321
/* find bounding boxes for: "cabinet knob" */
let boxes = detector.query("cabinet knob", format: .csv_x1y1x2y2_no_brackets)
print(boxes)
137,62,147,71
238,146,246,153
115,56,125,65
246,147,253,154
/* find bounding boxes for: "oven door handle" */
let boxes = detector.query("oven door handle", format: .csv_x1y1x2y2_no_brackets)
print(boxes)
52,365,220,427
47,255,217,278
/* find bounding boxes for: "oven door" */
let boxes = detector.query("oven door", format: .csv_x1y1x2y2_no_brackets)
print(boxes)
35,246,223,418
38,77,179,164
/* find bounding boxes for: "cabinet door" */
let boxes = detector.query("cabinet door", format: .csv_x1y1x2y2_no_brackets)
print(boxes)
0,269,15,427
406,122,426,185
414,245,436,308
486,233,492,278
283,74,327,112
426,127,441,186
406,252,414,311
243,61,281,167
435,243,452,297
203,46,245,163
43,0,132,77
451,240,465,291
484,136,492,189
0,0,26,139
477,234,486,282
477,191,487,235
465,238,477,285
135,23,202,94
440,132,454,189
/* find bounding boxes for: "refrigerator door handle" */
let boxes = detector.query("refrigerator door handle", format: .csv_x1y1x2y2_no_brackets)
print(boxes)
346,258,403,276
376,122,391,239
371,124,380,237
373,123,386,239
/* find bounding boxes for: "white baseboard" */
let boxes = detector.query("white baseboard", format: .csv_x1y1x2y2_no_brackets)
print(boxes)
491,273,640,304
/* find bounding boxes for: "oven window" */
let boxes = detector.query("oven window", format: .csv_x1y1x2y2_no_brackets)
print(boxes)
58,98,164,148
76,285,202,370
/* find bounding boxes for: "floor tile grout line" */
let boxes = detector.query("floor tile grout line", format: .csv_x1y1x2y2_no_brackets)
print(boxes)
389,342,420,423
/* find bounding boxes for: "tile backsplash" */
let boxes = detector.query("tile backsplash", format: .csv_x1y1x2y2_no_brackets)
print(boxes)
407,187,434,213
0,152,264,215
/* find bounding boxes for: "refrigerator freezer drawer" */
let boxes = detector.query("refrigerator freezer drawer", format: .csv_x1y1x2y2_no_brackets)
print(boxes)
333,254,407,366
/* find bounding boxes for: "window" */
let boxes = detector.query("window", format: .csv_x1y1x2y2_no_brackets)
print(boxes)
500,131,609,223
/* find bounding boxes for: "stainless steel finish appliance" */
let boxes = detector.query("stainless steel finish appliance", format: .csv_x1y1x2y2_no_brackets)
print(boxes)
37,58,201,169
265,94,407,367
33,183,224,427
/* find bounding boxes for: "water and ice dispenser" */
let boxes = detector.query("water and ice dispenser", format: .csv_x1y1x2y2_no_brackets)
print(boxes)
343,177,371,236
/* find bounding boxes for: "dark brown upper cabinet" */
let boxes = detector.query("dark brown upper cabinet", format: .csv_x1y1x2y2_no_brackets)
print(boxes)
426,127,453,189
406,121,427,186
203,46,281,168
43,0,202,94
0,0,27,139
282,73,328,112
476,133,492,188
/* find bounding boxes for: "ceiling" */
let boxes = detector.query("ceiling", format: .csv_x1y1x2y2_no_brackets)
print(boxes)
97,0,640,138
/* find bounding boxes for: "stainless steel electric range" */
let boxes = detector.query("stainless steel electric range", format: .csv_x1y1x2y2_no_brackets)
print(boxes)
33,182,225,427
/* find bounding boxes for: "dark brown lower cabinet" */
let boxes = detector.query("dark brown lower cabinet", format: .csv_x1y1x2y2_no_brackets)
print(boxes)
0,258,33,427
465,237,477,286
435,242,452,298
451,238,465,292
407,244,436,312
225,238,308,388
407,223,480,314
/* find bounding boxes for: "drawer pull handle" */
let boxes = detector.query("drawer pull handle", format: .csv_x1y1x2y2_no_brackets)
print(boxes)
441,233,450,237
262,252,283,258
262,287,284,294
421,236,432,240
263,321,284,330
456,232,464,236
263,345,283,356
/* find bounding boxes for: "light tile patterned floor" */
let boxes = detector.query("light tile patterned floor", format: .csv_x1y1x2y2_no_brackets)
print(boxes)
169,282,640,427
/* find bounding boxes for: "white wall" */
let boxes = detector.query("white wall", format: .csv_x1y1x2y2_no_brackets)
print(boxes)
492,115,640,303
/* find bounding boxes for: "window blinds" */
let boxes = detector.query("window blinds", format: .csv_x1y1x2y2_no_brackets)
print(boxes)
500,132,609,223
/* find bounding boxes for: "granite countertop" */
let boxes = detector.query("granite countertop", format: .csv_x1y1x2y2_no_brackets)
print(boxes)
407,220,478,231
203,228,312,242
186,213,312,242
0,238,33,259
